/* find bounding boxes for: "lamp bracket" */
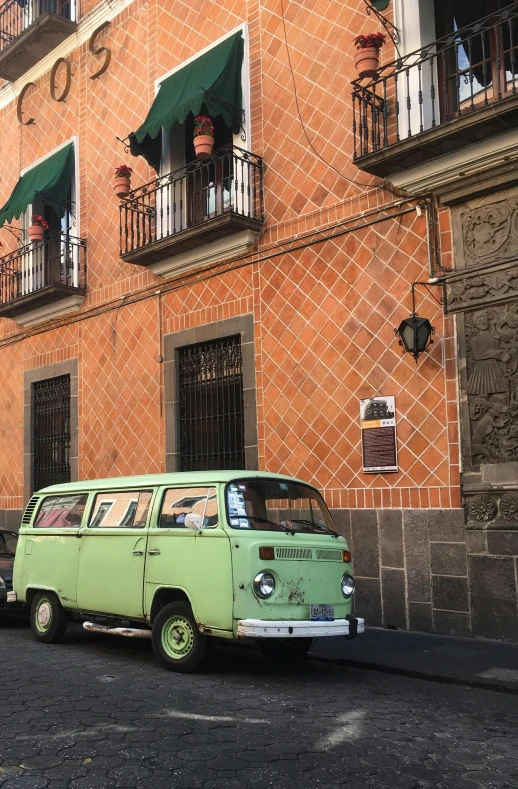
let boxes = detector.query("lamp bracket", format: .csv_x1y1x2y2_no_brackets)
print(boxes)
202,92,247,142
410,280,445,314
116,135,131,154
3,224,23,242
363,0,401,53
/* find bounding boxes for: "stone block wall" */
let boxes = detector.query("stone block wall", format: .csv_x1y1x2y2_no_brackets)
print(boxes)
332,508,475,637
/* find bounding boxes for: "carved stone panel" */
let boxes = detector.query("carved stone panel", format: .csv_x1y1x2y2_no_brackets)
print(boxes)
465,305,518,467
462,196,518,268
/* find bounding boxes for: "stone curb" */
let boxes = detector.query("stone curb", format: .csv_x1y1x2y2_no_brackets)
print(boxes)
309,653,518,694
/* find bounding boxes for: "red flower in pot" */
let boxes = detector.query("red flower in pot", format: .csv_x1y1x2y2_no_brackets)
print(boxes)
114,165,133,199
193,115,215,161
353,32,386,80
28,215,49,244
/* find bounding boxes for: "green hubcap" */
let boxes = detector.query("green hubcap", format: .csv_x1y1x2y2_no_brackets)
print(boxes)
161,615,195,660
35,598,52,633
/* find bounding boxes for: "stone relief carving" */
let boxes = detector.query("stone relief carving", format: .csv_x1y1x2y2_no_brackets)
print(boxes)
462,197,518,267
466,492,518,526
468,494,498,522
466,306,518,464
446,266,518,312
500,493,518,522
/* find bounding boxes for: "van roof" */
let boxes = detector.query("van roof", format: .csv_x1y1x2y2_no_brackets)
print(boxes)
36,470,312,494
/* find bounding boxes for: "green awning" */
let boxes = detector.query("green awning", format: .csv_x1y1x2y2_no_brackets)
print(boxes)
0,143,74,226
129,31,243,170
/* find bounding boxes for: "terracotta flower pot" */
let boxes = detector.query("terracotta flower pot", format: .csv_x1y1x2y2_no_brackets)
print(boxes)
114,176,131,198
354,46,380,80
28,225,44,243
193,135,214,161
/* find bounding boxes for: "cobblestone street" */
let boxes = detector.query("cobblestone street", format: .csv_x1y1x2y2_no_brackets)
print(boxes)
0,621,517,789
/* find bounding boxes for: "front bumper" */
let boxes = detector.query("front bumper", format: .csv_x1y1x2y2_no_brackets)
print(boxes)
237,616,365,639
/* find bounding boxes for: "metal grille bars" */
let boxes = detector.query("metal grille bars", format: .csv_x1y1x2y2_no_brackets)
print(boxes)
0,232,86,308
33,374,71,491
352,2,518,159
119,145,264,257
179,336,245,472
0,0,74,52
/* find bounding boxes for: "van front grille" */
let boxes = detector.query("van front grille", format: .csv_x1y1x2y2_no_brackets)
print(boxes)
316,549,343,561
275,547,313,560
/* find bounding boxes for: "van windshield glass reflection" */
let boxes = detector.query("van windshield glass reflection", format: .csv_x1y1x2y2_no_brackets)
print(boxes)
225,478,338,536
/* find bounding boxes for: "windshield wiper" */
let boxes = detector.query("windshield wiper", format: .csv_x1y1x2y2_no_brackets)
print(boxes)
235,515,296,535
290,519,339,538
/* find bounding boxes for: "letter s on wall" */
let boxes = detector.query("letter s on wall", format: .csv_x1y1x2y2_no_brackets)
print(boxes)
17,82,35,125
89,21,111,79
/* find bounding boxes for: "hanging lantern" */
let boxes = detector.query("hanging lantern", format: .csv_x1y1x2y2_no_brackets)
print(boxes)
395,315,435,362
371,0,391,10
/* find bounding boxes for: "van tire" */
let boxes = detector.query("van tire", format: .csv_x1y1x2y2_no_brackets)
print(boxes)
257,637,313,662
30,592,68,644
152,601,208,673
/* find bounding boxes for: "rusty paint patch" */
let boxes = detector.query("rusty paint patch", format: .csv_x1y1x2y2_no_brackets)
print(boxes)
286,577,305,605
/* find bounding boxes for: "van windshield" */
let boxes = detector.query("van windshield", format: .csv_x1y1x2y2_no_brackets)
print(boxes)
226,478,338,536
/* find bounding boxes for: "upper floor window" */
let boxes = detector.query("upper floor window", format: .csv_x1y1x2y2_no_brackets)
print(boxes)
434,0,518,116
118,30,264,269
0,141,87,321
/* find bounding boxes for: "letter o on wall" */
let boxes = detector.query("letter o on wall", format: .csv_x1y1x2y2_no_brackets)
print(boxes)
50,58,72,103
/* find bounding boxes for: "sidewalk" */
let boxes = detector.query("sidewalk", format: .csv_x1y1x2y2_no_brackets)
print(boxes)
309,627,518,692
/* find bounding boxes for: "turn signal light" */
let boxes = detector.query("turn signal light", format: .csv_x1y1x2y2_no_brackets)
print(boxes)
259,546,275,560
343,550,352,563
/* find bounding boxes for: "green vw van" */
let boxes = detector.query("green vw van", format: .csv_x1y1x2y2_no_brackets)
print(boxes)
12,472,364,671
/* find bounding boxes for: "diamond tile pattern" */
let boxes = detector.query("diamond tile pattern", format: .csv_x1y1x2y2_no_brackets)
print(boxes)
0,0,460,508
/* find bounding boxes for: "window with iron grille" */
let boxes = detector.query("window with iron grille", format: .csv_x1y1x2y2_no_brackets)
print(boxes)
33,374,71,491
179,336,245,471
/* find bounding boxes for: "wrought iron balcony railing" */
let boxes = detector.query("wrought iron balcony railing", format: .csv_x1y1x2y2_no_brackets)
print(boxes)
352,3,518,169
0,232,86,318
0,0,74,50
119,145,264,264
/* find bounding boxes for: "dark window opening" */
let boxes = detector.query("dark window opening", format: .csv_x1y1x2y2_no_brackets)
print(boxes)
184,112,233,225
179,335,245,471
33,374,71,491
434,0,518,116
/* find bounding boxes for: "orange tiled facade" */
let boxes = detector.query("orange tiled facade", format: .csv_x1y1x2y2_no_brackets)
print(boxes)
1,0,513,638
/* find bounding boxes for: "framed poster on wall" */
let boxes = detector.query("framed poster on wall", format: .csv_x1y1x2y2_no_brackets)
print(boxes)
360,396,398,473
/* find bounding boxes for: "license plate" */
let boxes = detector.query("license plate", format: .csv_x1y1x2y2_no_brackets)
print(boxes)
310,604,334,621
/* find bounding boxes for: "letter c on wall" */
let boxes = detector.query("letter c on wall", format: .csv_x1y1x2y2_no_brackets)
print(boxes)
17,82,35,125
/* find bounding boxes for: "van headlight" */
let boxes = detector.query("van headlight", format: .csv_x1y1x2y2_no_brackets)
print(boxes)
253,571,275,599
0,576,5,589
341,573,355,598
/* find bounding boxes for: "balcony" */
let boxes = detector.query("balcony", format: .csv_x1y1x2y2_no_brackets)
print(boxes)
0,232,86,321
119,145,264,270
0,0,76,82
352,3,518,179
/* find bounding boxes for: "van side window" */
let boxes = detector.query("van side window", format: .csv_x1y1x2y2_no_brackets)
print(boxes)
34,494,88,528
89,491,153,529
159,487,218,529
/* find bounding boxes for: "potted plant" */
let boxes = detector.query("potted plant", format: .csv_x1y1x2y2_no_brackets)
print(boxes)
353,32,386,80
114,165,133,198
193,115,214,161
28,215,49,244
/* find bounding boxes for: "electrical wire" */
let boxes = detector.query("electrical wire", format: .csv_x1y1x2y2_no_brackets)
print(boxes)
0,200,425,349
279,0,377,192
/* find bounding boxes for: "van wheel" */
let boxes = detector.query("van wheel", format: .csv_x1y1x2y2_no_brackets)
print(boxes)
30,592,68,644
257,637,313,662
152,602,208,673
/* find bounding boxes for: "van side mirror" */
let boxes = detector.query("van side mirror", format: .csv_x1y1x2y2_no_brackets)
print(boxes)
184,513,203,533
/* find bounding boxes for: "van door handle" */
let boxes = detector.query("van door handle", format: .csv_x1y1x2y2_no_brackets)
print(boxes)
132,549,144,556
148,549,161,556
